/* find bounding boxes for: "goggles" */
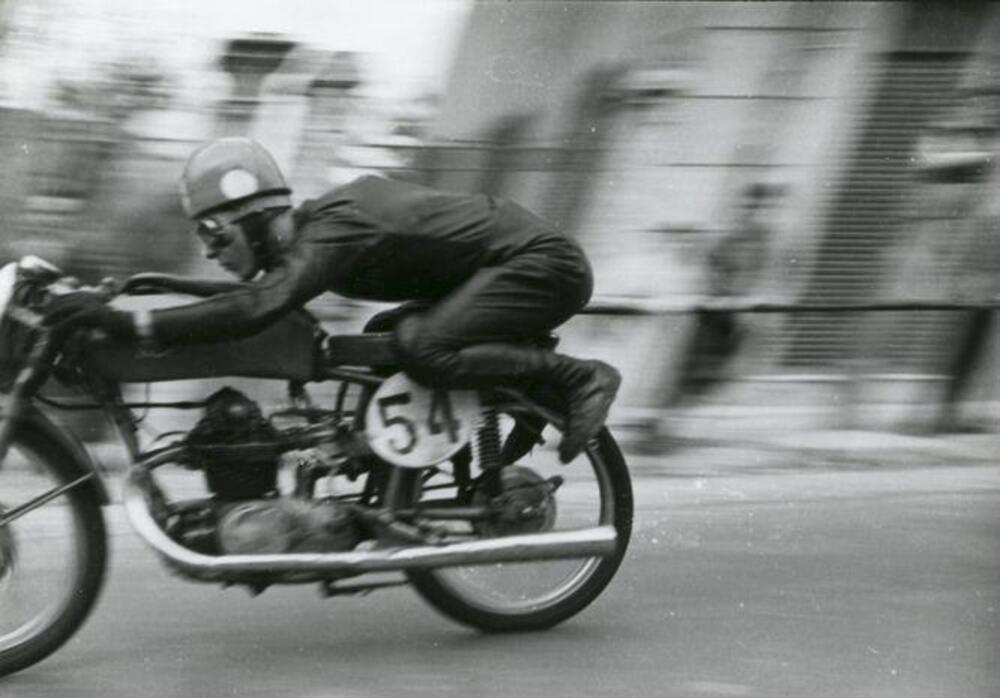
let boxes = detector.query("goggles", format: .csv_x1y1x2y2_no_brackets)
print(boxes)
193,214,251,253
193,203,286,254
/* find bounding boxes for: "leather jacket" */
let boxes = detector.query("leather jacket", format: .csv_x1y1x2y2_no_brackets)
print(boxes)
148,176,570,345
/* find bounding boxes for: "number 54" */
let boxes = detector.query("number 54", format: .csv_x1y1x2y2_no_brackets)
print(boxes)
376,390,462,456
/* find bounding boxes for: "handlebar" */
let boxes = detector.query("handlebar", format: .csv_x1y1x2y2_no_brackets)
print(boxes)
119,273,244,298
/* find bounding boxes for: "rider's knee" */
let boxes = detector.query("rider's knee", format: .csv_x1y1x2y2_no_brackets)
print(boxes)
392,317,456,388
363,309,398,334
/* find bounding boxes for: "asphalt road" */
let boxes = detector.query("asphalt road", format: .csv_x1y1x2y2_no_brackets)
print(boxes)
4,459,999,698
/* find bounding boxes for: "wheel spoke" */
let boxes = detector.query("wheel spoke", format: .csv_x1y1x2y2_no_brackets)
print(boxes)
0,472,94,526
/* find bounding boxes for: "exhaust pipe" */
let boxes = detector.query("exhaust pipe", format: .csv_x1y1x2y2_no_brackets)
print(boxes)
122,472,618,581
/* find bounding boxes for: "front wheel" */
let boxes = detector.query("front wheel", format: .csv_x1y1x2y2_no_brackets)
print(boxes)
407,426,632,632
0,429,108,676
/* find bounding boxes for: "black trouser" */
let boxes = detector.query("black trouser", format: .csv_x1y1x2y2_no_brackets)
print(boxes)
391,238,593,390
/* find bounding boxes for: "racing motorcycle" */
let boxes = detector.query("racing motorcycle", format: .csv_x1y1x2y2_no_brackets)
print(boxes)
0,255,632,676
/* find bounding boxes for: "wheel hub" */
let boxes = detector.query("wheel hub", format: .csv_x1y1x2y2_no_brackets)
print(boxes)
474,466,559,537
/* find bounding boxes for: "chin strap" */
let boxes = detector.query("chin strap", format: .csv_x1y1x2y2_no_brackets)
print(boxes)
242,207,288,272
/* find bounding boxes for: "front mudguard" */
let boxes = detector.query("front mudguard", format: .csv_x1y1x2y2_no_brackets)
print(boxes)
7,402,111,506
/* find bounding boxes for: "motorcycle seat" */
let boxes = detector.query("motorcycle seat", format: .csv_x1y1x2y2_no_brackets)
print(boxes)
323,332,559,369
323,333,398,368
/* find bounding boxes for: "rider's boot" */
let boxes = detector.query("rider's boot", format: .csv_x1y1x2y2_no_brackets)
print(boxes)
406,343,621,465
544,356,621,463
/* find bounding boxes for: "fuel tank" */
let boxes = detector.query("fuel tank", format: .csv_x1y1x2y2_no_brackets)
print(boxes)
83,295,321,383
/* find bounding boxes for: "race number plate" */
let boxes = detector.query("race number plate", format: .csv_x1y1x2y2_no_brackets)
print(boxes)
365,373,481,468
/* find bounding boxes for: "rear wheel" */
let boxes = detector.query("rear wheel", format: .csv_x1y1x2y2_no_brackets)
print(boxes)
0,430,107,676
407,424,632,632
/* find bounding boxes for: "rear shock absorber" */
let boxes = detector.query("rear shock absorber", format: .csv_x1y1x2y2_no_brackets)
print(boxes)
472,406,503,497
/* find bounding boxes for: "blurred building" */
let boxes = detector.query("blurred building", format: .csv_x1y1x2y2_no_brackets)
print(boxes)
0,1,997,430
412,1,1000,421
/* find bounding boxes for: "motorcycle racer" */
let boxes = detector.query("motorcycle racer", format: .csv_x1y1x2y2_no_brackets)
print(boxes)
43,137,620,463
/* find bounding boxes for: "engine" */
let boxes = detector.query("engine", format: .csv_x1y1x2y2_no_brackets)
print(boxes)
168,387,362,556
187,387,281,501
214,498,360,555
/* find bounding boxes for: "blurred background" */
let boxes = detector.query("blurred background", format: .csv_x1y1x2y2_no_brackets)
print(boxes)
1,0,998,448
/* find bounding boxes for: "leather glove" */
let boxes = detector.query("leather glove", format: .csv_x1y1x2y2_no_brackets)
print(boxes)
43,291,134,341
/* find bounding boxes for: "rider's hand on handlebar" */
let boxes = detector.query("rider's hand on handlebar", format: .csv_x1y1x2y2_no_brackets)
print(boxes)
42,291,134,342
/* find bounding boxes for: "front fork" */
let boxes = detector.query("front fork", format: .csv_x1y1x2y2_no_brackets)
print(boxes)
0,333,52,464
0,332,97,529
0,333,49,575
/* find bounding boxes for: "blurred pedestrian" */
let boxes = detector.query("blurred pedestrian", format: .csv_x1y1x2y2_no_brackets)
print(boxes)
936,173,1000,433
665,181,785,407
914,104,999,434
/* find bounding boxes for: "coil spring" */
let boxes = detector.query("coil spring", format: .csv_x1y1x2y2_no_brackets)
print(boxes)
473,406,502,470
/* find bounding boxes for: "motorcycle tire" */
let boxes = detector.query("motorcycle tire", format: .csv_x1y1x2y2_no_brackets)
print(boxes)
0,428,108,677
407,426,632,633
